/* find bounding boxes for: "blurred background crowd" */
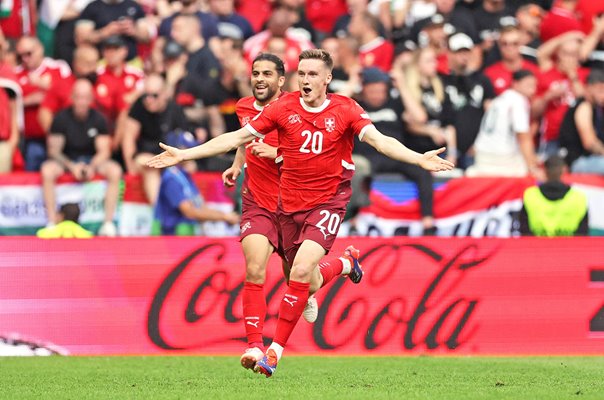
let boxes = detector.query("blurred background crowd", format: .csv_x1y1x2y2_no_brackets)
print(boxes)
0,0,601,236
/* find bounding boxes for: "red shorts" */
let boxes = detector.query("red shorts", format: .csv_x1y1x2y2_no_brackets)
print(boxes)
277,180,352,264
239,188,280,254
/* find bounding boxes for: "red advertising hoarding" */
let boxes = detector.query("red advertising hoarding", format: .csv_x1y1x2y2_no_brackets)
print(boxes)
1,237,603,355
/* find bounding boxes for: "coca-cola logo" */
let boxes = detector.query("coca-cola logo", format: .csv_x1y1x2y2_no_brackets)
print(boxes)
147,241,496,352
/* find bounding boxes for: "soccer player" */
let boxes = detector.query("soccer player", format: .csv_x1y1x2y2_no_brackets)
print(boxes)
223,52,363,371
147,49,454,377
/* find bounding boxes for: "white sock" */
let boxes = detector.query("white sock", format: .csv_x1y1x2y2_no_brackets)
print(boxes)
339,257,352,275
268,343,284,360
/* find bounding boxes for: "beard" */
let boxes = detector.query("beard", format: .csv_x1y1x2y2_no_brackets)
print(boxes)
253,85,277,102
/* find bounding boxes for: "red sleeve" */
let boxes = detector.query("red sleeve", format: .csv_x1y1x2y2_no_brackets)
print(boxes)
246,100,279,139
348,100,374,139
40,86,60,112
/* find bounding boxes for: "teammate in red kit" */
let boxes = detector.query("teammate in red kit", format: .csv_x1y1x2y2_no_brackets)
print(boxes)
223,53,364,371
147,49,454,377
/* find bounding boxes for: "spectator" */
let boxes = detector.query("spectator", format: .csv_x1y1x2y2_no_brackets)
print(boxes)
235,0,272,34
97,35,144,145
472,0,515,54
162,40,226,145
305,0,348,38
170,14,222,85
40,79,122,236
276,0,318,45
484,25,540,95
332,0,384,39
208,0,255,41
404,47,457,166
579,12,604,69
347,11,394,72
36,203,94,238
75,0,151,62
123,73,189,204
467,69,541,177
321,35,361,95
0,44,21,173
413,13,450,74
355,66,438,235
0,0,36,40
15,36,71,171
539,0,581,42
243,7,314,72
515,3,545,63
520,155,589,236
534,31,588,155
443,33,496,169
39,44,100,133
152,130,239,235
559,68,604,174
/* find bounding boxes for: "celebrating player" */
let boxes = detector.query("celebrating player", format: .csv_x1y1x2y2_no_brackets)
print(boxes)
223,53,363,371
147,49,454,377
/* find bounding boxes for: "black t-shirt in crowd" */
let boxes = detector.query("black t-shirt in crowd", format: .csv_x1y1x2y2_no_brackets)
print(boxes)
186,46,222,86
405,84,454,154
128,98,189,154
78,0,146,60
50,107,109,160
442,71,495,154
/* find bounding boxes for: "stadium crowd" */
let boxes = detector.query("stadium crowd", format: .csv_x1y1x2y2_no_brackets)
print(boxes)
0,0,602,236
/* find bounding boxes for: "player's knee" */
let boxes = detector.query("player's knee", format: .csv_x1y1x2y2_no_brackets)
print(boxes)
289,262,314,282
245,263,266,284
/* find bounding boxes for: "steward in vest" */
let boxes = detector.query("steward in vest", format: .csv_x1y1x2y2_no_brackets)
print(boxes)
520,155,589,236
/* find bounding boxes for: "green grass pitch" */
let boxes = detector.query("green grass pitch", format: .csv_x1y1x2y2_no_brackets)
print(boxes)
3,356,604,399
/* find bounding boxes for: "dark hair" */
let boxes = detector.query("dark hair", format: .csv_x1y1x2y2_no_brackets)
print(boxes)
512,69,534,82
252,53,286,76
298,49,334,70
544,154,566,181
587,68,604,85
60,203,81,222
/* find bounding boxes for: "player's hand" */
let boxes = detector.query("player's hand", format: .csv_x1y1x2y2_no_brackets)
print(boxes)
146,143,185,168
247,141,277,159
419,147,455,172
222,166,241,187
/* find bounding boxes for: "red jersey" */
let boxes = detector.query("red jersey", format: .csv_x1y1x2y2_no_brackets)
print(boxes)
235,96,280,212
539,6,582,42
359,37,394,73
484,60,540,95
95,64,144,123
246,92,374,212
536,66,590,142
15,58,72,139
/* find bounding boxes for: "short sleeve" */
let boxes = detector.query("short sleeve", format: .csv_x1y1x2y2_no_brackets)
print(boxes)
246,101,279,139
50,111,68,136
128,97,145,121
347,101,374,140
93,111,109,135
511,95,530,134
163,175,188,210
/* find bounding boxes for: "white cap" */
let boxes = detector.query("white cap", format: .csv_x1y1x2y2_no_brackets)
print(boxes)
448,33,474,52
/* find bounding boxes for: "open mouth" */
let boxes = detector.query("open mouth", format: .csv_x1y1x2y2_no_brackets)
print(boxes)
302,87,312,95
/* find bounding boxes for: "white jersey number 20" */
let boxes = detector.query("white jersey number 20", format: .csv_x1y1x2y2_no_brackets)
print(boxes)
299,130,323,154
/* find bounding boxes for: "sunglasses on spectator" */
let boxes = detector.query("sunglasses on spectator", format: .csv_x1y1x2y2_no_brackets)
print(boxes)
17,51,33,58
144,92,161,99
500,41,520,47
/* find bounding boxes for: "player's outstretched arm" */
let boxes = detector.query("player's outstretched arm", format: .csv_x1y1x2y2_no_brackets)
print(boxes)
362,126,455,172
147,127,255,169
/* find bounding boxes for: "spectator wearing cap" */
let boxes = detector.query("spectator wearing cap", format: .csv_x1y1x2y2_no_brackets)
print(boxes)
208,0,255,41
40,79,122,236
162,40,226,150
123,74,189,205
39,45,100,134
15,36,72,172
414,13,450,74
443,33,496,169
467,69,542,177
152,130,240,236
533,30,588,156
348,11,394,72
484,25,540,95
354,66,439,235
559,69,604,175
519,155,589,236
95,35,145,151
75,0,151,62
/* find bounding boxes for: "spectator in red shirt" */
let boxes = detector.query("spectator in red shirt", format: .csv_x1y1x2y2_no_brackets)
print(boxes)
348,11,394,72
305,0,348,36
0,40,21,173
533,31,588,155
15,36,71,171
540,0,581,42
484,25,540,95
39,44,100,134
0,0,36,39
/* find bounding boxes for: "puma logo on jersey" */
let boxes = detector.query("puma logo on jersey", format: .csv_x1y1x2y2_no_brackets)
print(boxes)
241,221,252,233
283,294,298,307
288,114,301,124
246,320,260,327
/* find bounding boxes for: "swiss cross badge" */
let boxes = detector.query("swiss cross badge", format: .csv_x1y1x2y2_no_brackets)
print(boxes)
325,117,335,132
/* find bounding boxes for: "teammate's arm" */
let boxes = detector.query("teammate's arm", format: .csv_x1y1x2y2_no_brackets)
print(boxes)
147,127,255,168
223,145,246,187
361,126,455,172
